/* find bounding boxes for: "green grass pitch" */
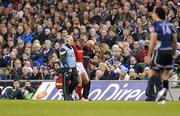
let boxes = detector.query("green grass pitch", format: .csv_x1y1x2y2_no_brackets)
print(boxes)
0,100,180,116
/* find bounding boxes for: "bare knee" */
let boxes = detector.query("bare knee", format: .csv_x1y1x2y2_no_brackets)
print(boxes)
78,76,82,86
81,73,90,85
161,70,169,80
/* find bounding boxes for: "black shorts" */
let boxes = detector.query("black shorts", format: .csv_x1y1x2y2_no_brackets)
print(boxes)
151,49,174,70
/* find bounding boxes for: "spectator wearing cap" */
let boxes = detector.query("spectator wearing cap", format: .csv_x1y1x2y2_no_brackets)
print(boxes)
129,68,140,80
119,66,130,80
141,67,150,80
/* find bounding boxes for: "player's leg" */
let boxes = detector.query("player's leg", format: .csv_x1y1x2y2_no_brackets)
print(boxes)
145,69,158,101
68,68,79,97
76,63,83,99
156,69,170,102
155,49,173,102
81,71,91,100
76,73,83,99
62,72,70,100
154,74,162,96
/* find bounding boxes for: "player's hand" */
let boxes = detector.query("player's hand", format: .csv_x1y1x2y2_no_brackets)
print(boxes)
144,55,151,64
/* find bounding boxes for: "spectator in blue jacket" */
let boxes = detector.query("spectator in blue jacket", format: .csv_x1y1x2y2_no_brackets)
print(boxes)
31,43,44,67
22,24,34,44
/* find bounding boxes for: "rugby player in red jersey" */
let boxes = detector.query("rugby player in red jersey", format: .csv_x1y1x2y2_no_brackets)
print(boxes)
73,38,91,101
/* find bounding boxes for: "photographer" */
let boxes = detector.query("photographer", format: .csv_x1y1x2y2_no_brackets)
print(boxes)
0,80,24,99
22,80,35,100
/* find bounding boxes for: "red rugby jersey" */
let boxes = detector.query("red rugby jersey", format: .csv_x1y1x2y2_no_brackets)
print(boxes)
73,44,84,62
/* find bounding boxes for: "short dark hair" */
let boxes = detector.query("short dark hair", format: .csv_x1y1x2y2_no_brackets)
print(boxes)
13,79,19,83
155,6,166,20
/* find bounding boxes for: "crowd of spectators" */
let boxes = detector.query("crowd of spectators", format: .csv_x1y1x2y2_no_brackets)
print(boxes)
0,0,179,81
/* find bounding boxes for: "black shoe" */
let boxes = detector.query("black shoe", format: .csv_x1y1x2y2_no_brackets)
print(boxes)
145,97,155,101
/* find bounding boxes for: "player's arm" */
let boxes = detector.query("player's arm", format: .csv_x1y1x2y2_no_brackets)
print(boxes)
148,28,157,56
145,26,157,64
172,28,177,55
59,48,69,68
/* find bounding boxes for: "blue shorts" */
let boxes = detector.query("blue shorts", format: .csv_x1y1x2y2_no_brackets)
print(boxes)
151,49,173,70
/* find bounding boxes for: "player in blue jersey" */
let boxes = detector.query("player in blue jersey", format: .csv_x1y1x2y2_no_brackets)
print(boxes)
59,35,79,100
145,6,177,103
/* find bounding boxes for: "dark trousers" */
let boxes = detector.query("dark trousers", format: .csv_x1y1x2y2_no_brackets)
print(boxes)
145,75,162,101
62,68,79,100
